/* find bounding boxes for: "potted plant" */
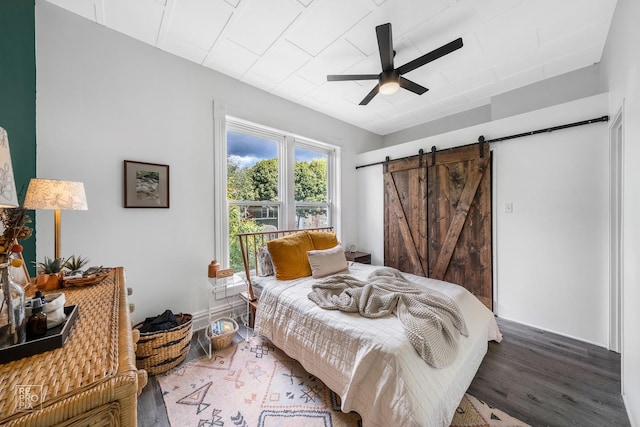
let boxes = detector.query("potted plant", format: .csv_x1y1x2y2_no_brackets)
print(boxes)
64,255,90,276
35,256,67,291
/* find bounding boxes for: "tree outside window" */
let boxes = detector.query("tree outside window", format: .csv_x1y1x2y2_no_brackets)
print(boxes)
226,124,333,272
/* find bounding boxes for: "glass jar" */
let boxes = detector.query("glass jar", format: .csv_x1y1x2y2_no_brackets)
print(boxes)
0,267,26,349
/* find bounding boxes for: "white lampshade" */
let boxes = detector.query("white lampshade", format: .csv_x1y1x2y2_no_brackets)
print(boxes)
24,178,88,259
23,179,88,211
0,127,19,208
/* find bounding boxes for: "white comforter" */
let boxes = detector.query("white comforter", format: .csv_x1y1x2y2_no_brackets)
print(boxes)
254,263,502,427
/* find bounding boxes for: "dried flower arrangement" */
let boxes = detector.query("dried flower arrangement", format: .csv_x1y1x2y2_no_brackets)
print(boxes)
0,206,32,265
0,206,33,347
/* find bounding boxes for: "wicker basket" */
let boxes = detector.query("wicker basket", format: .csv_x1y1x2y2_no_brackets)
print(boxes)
209,317,238,350
133,313,193,376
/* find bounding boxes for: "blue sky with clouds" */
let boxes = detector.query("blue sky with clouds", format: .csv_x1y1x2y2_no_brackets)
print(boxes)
227,130,326,168
227,131,277,168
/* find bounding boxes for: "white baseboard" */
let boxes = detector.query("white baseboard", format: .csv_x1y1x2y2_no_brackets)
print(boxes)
623,393,636,427
497,315,608,349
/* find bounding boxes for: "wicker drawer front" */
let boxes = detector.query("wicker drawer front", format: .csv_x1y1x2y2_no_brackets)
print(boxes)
0,268,140,427
53,402,121,427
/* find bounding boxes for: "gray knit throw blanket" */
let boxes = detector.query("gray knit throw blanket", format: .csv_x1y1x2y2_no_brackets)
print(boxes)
308,267,469,368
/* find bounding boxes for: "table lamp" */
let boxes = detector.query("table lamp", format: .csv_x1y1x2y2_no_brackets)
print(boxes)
0,128,19,209
23,178,88,259
0,127,21,348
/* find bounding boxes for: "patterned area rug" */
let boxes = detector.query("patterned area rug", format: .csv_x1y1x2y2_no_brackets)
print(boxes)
158,335,528,427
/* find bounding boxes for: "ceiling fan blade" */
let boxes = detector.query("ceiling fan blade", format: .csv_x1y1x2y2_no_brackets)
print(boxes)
327,74,379,81
396,38,463,75
399,77,428,95
359,85,379,105
375,23,394,72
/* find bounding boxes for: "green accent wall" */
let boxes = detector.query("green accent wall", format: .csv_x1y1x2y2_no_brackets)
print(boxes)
0,0,37,276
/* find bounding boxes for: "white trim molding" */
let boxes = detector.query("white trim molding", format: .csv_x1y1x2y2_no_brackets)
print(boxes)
213,101,229,267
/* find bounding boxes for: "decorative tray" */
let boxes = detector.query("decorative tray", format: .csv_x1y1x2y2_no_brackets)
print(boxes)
0,305,79,364
62,268,111,288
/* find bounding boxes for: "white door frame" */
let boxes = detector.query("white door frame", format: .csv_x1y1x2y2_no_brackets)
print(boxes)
608,103,624,357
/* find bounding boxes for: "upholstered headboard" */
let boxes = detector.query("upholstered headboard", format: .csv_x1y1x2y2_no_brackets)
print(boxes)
237,227,334,301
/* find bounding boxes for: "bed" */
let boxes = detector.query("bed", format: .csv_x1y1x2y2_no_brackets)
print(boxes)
237,228,502,427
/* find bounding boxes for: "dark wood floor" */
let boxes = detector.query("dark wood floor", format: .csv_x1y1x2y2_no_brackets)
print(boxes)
468,317,630,426
137,332,208,427
137,317,630,427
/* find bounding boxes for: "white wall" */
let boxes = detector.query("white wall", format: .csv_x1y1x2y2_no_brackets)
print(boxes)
34,1,381,323
380,105,491,148
382,65,605,147
492,107,608,344
357,94,609,346
600,0,640,423
490,64,605,120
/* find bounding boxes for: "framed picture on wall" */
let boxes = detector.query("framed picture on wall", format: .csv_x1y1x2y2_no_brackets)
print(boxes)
124,160,170,208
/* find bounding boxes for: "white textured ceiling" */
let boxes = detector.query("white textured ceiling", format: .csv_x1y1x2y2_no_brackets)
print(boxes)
44,0,617,136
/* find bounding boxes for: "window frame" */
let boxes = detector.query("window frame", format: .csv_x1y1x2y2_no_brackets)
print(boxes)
292,138,334,229
216,113,340,269
226,120,284,228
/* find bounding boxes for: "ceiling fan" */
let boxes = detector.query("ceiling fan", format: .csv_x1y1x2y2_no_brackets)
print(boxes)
327,23,463,105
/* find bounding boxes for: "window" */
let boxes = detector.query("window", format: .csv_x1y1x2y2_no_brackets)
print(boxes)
224,117,338,272
294,144,329,229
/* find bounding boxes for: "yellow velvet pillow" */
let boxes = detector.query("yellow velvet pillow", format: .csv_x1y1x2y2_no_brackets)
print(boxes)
267,231,315,280
308,231,339,250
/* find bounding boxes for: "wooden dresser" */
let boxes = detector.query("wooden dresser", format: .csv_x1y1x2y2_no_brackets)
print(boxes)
0,267,146,426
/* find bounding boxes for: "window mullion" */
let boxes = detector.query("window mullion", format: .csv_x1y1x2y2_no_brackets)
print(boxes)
283,135,295,229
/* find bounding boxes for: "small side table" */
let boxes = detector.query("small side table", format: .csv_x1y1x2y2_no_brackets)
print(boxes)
345,251,371,264
198,274,248,358
239,290,258,328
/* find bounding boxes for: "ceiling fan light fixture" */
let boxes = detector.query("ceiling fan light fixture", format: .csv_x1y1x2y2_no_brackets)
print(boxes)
326,23,462,105
379,80,400,95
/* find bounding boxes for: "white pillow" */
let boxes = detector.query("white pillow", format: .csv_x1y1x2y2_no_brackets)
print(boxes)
307,244,348,278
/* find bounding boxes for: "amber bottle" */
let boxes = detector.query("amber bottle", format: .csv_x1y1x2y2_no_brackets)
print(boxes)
27,299,47,339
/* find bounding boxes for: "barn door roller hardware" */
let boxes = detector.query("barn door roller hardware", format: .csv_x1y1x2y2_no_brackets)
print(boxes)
355,115,609,170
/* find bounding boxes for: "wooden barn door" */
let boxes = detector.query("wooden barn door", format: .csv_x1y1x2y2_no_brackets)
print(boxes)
384,143,493,309
384,156,428,277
